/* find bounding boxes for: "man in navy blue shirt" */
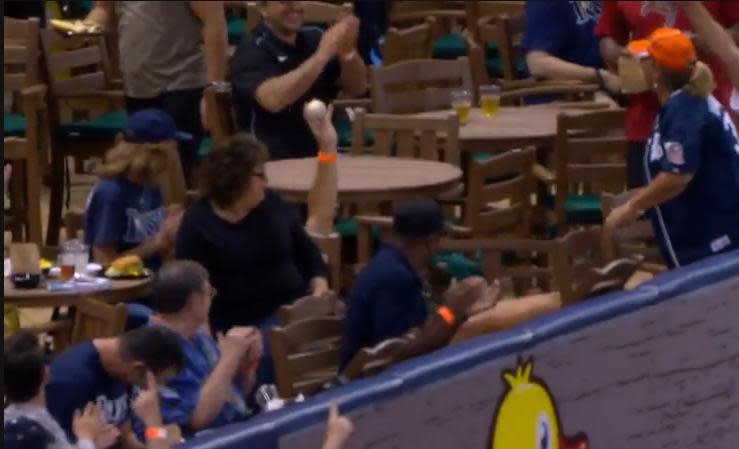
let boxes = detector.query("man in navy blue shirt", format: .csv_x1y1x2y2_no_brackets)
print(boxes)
605,28,739,267
341,200,498,369
46,326,183,449
522,0,621,93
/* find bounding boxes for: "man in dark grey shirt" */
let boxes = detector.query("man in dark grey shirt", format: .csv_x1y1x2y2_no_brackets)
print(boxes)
86,1,228,184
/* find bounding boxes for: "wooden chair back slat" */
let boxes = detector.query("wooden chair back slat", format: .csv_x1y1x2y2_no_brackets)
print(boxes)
4,46,29,65
303,1,352,23
371,57,473,113
464,147,535,237
204,85,238,143
277,293,344,326
341,336,412,381
383,17,436,66
269,315,344,398
54,72,108,94
4,74,27,93
47,45,104,73
351,110,460,165
40,29,113,94
467,12,525,86
3,17,40,89
70,298,128,345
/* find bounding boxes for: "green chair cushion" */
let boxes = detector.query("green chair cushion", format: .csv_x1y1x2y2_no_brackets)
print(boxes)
564,194,603,223
198,137,213,159
4,114,26,136
335,120,374,148
434,251,483,280
59,109,127,138
228,17,247,44
485,56,528,79
335,218,383,239
432,33,467,59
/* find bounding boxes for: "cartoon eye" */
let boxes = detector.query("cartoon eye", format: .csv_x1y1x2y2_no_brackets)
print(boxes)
536,412,554,449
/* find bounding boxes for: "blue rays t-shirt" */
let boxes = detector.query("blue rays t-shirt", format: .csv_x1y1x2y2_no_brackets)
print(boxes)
85,177,165,268
46,341,131,442
521,0,604,69
644,90,739,267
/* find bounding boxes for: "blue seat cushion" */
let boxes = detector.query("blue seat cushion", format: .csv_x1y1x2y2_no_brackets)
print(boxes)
335,120,374,148
335,218,383,239
433,33,467,59
198,137,213,159
485,56,529,79
59,109,126,139
4,114,26,136
434,251,483,280
564,194,603,223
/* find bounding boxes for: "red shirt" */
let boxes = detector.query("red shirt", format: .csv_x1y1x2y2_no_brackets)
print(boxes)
595,1,739,142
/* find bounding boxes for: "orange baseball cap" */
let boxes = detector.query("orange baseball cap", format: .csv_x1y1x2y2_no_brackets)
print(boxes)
627,27,697,72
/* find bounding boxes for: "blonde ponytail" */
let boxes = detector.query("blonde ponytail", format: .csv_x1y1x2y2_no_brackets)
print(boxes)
685,61,715,98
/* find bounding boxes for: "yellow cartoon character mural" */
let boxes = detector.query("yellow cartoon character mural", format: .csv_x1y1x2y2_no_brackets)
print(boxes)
490,360,589,449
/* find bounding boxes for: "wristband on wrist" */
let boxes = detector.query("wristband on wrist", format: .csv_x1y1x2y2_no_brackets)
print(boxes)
437,306,456,326
145,426,168,441
318,151,337,164
242,359,260,375
340,49,357,62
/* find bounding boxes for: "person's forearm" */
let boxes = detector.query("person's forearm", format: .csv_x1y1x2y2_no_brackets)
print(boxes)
86,1,113,28
203,15,228,83
681,2,739,89
121,429,147,449
306,149,338,236
93,237,164,265
599,37,623,71
395,315,461,362
339,56,368,97
630,172,692,213
526,51,599,82
189,357,241,430
256,54,331,113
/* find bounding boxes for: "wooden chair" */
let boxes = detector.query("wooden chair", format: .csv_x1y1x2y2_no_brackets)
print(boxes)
466,12,525,83
382,16,436,66
70,298,128,345
551,109,629,231
39,29,126,245
464,1,525,41
277,293,344,326
350,109,460,165
340,335,413,381
268,316,344,398
370,57,474,113
307,231,343,293
498,78,599,106
454,147,536,238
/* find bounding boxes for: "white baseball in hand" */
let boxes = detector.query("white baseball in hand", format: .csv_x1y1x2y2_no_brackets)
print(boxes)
304,98,327,121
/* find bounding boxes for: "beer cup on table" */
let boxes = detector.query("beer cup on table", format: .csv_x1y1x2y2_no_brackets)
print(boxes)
480,84,501,117
450,89,472,125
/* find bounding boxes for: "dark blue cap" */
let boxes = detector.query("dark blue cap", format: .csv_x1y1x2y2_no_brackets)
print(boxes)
393,199,447,237
4,417,54,449
122,109,192,143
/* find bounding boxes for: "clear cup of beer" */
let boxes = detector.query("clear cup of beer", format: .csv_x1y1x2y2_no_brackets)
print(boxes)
58,251,75,281
480,84,501,118
450,89,472,125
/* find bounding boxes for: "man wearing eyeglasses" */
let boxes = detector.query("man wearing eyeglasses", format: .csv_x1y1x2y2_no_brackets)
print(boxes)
142,260,263,436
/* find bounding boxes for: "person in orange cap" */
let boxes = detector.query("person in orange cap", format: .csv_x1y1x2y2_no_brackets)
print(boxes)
604,28,739,268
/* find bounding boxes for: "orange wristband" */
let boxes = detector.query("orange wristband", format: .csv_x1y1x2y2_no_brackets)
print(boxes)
242,359,260,375
437,306,455,326
318,151,337,164
145,427,167,441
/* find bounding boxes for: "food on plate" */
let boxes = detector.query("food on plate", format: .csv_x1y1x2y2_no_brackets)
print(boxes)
49,19,103,35
105,255,146,278
39,258,53,271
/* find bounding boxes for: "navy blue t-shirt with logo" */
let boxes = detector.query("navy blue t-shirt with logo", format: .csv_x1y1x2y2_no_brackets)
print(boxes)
521,0,604,70
84,176,165,269
644,90,739,267
46,341,130,442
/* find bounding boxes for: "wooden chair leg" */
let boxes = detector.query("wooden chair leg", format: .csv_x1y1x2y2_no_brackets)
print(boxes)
46,147,65,246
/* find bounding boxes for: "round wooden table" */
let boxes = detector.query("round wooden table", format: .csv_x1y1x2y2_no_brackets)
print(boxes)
416,105,595,153
4,277,151,308
266,155,463,202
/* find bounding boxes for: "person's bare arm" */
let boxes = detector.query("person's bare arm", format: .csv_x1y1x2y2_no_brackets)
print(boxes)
86,1,114,28
630,172,692,212
93,240,164,265
255,24,345,113
339,54,368,97
599,36,623,72
304,103,338,236
526,51,601,82
679,1,739,90
119,421,147,449
189,330,253,430
190,1,228,84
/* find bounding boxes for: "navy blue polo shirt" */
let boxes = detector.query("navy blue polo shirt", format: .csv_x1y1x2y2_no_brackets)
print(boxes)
340,244,428,369
521,1,604,70
229,23,341,160
644,90,739,267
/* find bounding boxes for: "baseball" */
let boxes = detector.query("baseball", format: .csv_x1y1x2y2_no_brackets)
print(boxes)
304,98,327,121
